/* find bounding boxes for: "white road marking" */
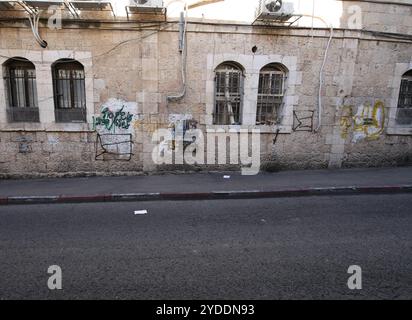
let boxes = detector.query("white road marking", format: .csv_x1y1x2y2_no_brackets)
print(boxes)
223,175,231,179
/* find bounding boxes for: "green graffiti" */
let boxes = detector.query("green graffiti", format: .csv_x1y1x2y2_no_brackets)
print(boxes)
93,106,133,132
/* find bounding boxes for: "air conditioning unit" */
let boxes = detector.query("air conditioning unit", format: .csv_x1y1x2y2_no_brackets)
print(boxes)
255,0,295,22
126,0,165,19
129,0,164,7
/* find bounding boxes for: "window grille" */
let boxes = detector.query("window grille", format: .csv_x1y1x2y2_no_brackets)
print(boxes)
397,70,412,125
3,58,39,122
52,59,86,123
256,64,286,125
213,63,243,125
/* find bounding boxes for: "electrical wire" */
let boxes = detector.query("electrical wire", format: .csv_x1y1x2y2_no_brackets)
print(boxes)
28,10,48,48
0,22,173,106
0,22,172,64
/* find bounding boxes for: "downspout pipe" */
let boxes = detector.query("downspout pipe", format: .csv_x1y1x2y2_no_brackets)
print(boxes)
28,11,48,48
166,2,188,102
300,14,334,133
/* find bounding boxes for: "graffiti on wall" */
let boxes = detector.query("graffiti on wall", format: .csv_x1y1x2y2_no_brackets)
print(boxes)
340,105,354,139
340,101,385,143
93,98,137,161
95,133,133,161
14,136,33,154
93,106,134,132
293,111,314,132
162,114,198,152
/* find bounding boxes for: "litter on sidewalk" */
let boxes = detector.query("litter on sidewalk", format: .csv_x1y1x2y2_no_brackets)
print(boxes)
134,210,148,215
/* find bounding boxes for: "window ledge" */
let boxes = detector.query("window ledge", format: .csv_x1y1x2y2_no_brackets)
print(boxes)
206,124,292,134
0,122,94,133
386,126,412,135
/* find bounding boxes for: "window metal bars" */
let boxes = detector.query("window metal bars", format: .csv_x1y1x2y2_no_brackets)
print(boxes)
3,61,39,122
213,66,243,125
53,62,87,123
256,70,286,125
5,68,38,108
396,76,412,125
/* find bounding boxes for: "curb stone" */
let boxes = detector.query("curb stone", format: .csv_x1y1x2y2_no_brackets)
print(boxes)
0,185,411,205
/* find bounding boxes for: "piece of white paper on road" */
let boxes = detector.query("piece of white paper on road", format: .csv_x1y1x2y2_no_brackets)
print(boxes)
134,210,148,215
223,175,231,179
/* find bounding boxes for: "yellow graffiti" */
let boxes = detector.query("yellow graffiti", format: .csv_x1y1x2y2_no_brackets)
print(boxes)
353,101,385,141
340,105,354,139
340,101,385,142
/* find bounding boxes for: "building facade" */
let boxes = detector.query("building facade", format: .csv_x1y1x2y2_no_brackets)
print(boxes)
0,0,411,178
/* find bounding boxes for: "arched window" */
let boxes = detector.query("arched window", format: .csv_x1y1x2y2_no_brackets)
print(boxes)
397,70,412,125
214,62,244,125
256,63,287,125
3,57,39,122
52,59,86,123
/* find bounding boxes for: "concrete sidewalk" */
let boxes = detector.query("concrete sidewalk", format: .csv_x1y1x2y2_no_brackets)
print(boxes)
0,166,411,205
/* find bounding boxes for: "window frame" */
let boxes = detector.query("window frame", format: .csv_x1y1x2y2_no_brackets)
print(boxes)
387,63,412,135
206,54,299,133
3,57,39,123
213,62,244,125
396,70,412,125
52,59,87,123
256,64,287,126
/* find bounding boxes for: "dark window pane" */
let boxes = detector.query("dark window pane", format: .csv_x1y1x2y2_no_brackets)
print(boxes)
3,58,39,122
257,65,286,125
52,60,86,122
214,63,243,125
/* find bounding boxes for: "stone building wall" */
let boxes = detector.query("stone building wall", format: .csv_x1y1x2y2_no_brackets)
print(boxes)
0,0,411,178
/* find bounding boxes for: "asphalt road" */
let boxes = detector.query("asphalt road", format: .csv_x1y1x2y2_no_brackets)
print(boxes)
0,194,411,300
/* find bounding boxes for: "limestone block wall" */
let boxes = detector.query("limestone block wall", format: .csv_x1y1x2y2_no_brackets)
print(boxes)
0,1,411,177
158,23,412,171
0,27,147,178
